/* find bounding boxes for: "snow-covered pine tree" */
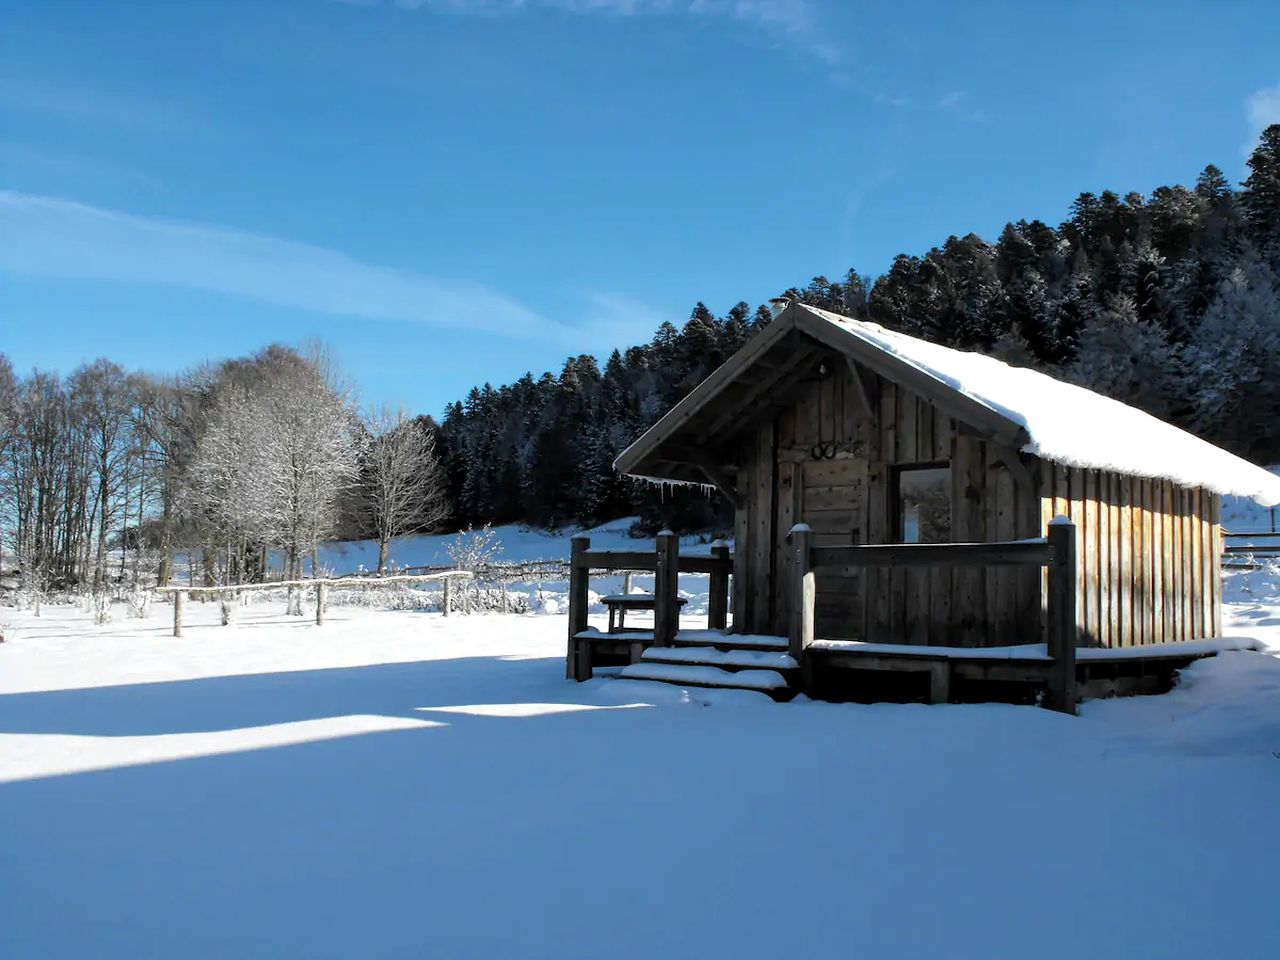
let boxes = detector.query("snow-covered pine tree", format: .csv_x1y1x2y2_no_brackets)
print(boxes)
1185,253,1280,459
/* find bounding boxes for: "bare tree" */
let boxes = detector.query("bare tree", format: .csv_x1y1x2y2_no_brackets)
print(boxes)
181,385,279,585
364,406,449,574
258,348,361,611
71,359,133,596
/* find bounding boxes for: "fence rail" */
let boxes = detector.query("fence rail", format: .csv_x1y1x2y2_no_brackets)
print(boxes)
156,570,473,636
1221,530,1280,567
809,539,1055,570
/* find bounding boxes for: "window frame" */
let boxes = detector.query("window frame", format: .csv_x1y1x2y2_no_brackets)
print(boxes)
890,460,953,544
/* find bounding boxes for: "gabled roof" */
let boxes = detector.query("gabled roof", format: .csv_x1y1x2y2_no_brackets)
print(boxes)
615,302,1280,506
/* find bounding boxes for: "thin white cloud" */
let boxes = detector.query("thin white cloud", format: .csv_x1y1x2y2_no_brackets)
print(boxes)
0,77,211,138
573,290,675,347
877,89,987,123
0,191,559,339
0,140,160,188
1246,83,1280,145
356,0,835,62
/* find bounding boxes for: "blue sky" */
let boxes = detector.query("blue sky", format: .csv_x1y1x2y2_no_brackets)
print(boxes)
3,0,1279,419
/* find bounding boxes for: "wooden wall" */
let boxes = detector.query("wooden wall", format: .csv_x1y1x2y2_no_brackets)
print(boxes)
1039,466,1221,647
729,353,1221,647
733,356,1041,646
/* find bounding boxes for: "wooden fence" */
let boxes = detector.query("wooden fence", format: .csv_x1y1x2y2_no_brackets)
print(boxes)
155,570,473,637
564,532,732,680
1222,530,1280,568
788,517,1079,714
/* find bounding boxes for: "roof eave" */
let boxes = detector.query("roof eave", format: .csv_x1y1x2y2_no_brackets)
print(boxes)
613,304,804,479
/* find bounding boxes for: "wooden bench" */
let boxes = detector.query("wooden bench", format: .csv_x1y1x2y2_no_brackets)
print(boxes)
602,593,687,633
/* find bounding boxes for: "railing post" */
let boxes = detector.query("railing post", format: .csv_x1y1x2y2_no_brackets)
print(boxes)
173,589,184,638
1046,516,1078,715
708,540,731,632
442,575,452,617
567,535,591,680
788,523,815,663
654,530,679,647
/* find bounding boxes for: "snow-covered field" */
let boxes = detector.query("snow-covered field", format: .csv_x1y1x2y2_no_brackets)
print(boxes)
2,570,1279,959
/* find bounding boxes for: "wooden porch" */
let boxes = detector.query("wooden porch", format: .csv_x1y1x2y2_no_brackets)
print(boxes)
566,517,1250,710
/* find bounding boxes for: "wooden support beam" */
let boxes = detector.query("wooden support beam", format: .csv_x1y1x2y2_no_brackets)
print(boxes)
654,531,680,646
567,535,591,680
708,542,731,631
1046,517,1078,715
844,357,875,420
928,660,951,704
788,524,815,663
693,457,745,510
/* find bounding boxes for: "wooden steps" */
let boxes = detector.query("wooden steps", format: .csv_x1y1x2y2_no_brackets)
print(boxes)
641,645,798,672
668,630,789,653
615,634,798,701
619,662,793,699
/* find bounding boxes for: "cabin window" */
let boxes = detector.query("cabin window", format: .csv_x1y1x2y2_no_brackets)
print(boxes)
895,464,951,543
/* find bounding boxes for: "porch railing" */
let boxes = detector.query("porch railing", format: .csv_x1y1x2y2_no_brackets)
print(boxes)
787,517,1078,714
565,531,732,680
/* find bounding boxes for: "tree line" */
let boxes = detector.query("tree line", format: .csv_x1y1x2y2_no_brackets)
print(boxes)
437,125,1280,534
0,344,445,608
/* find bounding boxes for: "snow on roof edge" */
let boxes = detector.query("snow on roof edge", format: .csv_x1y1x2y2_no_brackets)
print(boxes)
803,306,1280,507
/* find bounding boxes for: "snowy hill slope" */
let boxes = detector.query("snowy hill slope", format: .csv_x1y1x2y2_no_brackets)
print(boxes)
312,516,716,576
1222,466,1280,532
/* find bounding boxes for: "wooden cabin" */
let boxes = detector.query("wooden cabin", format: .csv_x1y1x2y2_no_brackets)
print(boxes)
591,302,1279,707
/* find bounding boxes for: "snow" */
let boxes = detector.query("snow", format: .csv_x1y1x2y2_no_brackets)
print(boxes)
619,662,790,690
641,645,798,670
1,581,1278,958
810,636,1263,661
808,306,1280,505
674,628,789,649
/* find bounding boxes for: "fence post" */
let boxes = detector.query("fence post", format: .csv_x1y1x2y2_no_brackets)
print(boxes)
654,530,680,647
708,540,730,632
173,589,184,638
442,576,452,617
567,536,591,680
315,581,327,626
788,524,815,664
1046,516,1078,715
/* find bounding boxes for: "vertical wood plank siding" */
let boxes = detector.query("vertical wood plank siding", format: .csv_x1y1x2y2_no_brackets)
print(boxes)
1036,465,1220,647
732,354,1221,647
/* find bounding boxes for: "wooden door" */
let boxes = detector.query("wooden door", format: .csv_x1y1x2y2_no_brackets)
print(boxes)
774,455,867,640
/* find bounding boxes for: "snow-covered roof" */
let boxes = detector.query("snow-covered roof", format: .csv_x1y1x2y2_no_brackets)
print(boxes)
615,301,1280,505
804,305,1280,506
